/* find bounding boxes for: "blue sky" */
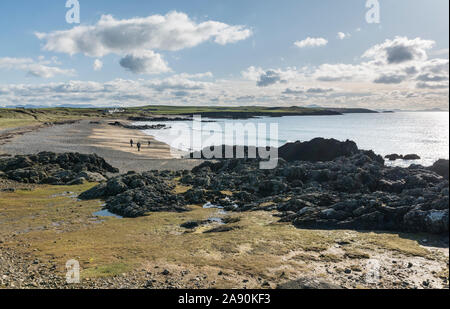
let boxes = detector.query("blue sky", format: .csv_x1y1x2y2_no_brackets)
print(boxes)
0,0,448,109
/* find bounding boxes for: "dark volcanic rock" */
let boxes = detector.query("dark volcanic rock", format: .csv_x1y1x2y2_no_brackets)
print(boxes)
279,138,359,162
385,154,421,161
429,159,449,180
0,152,118,185
179,147,448,234
109,121,167,130
403,154,421,160
180,220,208,229
79,171,187,218
385,154,403,161
75,138,449,235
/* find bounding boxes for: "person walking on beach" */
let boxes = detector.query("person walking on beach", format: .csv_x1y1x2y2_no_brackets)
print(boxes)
130,139,134,148
137,142,141,152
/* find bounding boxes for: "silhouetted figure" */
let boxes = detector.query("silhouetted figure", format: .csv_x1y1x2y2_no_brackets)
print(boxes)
137,142,141,152
130,139,134,148
148,141,152,147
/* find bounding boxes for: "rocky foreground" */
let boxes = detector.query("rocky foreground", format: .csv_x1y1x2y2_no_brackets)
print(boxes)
1,139,448,234
77,138,449,235
0,138,449,289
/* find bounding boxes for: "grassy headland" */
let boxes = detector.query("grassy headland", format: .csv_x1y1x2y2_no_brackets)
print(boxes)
0,106,377,129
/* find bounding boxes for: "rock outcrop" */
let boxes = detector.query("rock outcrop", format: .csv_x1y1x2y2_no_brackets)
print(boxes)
179,148,449,234
79,171,187,217
278,138,360,162
0,152,118,185
385,154,421,161
429,159,449,180
109,121,167,130
76,138,449,235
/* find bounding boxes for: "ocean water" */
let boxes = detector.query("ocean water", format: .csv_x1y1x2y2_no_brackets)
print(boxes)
138,112,449,167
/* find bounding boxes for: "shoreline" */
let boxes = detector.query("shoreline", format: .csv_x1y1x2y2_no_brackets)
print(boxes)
0,119,203,173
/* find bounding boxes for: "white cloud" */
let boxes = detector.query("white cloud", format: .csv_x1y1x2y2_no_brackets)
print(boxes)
119,50,171,74
241,66,265,81
0,57,75,78
373,74,407,84
314,37,448,86
337,32,350,40
35,12,252,57
93,59,103,71
431,48,449,58
146,76,212,91
174,72,213,79
363,36,435,64
241,66,304,87
294,37,328,48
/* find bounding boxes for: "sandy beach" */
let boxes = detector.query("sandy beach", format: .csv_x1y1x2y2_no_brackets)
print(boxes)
0,119,203,173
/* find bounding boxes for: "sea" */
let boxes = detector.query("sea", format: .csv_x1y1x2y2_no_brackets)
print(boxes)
136,112,449,167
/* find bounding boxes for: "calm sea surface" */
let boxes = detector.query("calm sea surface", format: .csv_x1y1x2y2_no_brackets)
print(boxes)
138,112,449,167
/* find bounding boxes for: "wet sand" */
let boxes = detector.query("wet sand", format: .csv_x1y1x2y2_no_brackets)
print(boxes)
0,119,203,173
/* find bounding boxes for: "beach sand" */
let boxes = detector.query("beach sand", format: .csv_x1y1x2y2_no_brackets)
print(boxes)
0,119,203,173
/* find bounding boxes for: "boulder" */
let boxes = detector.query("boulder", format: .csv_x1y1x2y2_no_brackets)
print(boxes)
429,159,449,180
385,154,403,161
279,138,359,162
403,154,421,160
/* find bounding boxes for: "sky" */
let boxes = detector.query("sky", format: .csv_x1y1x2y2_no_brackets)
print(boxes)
0,0,448,110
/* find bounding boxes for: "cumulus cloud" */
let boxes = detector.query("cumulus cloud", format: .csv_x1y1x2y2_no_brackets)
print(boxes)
294,37,328,49
119,51,171,74
242,66,304,87
313,38,448,86
374,74,407,84
0,57,74,78
363,36,435,64
93,59,103,71
282,88,304,95
146,76,211,92
174,72,213,79
283,87,333,95
314,63,373,82
256,70,287,87
306,87,334,94
337,32,350,40
35,12,252,57
241,66,265,81
0,74,448,110
416,81,449,89
416,73,448,82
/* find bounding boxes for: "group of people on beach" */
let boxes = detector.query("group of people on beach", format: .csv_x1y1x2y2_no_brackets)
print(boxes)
130,139,151,152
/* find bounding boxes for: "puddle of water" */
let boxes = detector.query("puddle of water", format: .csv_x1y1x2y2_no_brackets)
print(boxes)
93,209,123,219
203,202,223,209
